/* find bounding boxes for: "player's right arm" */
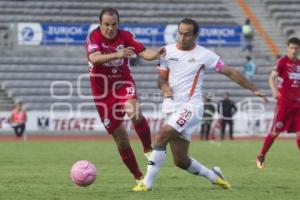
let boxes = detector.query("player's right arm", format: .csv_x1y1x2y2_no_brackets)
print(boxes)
157,69,173,98
88,47,135,65
269,70,280,99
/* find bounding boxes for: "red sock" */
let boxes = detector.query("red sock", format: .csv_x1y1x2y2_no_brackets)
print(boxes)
118,147,143,180
133,116,152,153
296,137,300,150
260,133,276,156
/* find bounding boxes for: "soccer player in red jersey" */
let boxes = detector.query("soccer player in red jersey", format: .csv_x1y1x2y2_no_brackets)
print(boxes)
85,7,165,183
256,37,300,169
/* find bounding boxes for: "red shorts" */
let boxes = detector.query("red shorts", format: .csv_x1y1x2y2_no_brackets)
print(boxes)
271,103,300,133
91,82,138,134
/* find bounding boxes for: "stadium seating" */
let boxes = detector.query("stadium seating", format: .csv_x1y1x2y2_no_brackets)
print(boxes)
0,0,237,25
263,0,300,37
0,54,272,111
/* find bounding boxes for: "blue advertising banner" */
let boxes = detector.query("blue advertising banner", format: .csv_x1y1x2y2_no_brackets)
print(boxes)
41,24,90,45
198,26,242,46
17,23,242,47
120,24,166,46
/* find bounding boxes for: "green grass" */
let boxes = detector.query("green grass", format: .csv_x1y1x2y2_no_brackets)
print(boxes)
0,140,299,200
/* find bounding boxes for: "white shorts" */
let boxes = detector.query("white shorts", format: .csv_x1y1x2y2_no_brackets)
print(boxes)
165,102,203,141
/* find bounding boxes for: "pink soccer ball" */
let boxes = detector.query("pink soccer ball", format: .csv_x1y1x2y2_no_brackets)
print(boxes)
70,160,97,187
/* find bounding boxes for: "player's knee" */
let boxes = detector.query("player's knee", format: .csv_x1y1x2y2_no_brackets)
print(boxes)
271,131,280,138
155,132,171,146
174,159,189,169
113,133,130,149
129,112,142,123
115,139,130,150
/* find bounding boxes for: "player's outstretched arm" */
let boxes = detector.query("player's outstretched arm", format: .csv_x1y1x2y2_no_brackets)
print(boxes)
89,47,135,65
219,65,267,102
139,47,166,61
268,70,280,99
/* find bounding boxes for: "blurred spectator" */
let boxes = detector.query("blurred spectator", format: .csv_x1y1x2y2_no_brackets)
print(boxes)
200,95,216,140
243,56,256,81
242,18,254,52
9,102,27,137
218,92,237,140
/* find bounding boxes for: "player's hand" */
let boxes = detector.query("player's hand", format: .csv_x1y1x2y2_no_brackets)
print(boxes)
152,47,166,59
162,85,173,99
157,47,166,57
271,89,280,99
116,47,135,59
254,90,268,103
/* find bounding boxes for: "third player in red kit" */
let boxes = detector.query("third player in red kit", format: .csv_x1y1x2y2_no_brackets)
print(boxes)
85,7,165,185
256,37,300,169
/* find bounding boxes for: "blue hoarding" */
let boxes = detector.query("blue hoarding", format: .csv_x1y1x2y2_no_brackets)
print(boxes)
198,26,242,46
17,23,242,47
41,24,90,45
120,24,166,46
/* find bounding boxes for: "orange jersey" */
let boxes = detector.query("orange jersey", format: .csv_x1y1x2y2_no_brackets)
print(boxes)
11,110,27,124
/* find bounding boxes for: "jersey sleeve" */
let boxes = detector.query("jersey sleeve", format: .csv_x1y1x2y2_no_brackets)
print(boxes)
85,30,101,55
125,31,146,55
275,57,284,75
203,49,221,72
157,55,168,71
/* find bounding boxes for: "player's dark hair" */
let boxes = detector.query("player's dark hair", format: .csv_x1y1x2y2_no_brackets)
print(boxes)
178,18,199,35
99,7,120,23
287,37,300,46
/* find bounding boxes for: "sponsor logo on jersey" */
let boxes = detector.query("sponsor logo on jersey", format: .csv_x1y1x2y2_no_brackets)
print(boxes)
112,68,118,74
169,58,179,61
116,45,125,52
103,119,111,128
276,121,283,129
87,44,99,53
288,72,300,80
188,57,196,62
101,43,110,48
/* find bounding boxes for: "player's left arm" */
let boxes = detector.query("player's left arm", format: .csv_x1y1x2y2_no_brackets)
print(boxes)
138,48,166,61
24,112,27,123
219,65,267,101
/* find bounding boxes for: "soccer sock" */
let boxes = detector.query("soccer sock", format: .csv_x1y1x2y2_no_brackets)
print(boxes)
118,147,143,180
296,136,300,150
132,115,152,153
186,158,217,183
144,147,167,188
260,133,276,157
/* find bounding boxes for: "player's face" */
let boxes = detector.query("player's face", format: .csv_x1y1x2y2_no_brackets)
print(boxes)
177,23,197,50
287,43,300,60
100,14,119,39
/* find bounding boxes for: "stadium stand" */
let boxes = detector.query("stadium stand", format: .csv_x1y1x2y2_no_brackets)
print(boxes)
0,0,237,24
0,0,279,111
263,0,300,38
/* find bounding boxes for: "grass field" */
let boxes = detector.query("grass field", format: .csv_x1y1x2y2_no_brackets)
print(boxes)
0,139,299,200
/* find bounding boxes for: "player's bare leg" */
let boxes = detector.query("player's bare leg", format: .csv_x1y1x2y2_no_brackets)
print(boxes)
170,136,230,189
124,99,152,155
256,131,280,169
296,132,300,150
112,124,143,181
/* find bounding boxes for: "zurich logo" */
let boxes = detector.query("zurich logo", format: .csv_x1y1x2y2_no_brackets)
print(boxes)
21,27,34,41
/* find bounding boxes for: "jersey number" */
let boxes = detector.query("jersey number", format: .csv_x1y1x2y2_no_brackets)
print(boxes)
176,108,192,127
126,87,135,96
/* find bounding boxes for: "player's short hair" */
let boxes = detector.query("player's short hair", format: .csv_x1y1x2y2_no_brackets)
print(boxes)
287,37,300,46
99,7,120,23
178,18,199,35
